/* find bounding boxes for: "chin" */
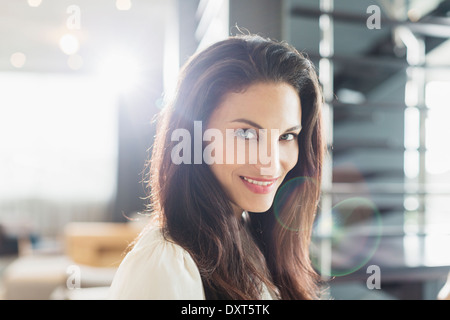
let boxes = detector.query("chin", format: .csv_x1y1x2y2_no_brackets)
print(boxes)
243,199,274,213
248,208,270,213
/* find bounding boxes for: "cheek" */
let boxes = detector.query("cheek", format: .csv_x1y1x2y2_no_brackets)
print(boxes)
283,144,300,173
209,163,223,184
209,163,237,189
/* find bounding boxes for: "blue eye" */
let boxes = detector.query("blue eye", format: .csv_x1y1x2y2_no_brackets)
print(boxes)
280,133,297,141
235,128,257,140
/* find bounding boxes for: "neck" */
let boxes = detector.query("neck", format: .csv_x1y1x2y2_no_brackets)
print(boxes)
231,203,246,220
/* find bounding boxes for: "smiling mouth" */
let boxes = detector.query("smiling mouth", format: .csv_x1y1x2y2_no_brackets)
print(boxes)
239,176,278,190
240,176,278,187
239,176,279,194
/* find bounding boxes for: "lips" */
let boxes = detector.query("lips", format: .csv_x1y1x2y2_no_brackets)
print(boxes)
239,175,279,194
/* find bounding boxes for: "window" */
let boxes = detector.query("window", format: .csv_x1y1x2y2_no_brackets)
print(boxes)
0,72,118,233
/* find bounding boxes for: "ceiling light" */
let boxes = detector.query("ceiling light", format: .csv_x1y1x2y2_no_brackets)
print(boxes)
27,0,42,7
116,0,132,11
10,52,26,68
59,33,80,55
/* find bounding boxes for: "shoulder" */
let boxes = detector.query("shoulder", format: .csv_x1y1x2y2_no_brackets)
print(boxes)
108,226,205,300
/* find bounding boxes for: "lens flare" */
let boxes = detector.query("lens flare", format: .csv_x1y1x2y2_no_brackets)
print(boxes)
273,177,317,232
311,197,383,277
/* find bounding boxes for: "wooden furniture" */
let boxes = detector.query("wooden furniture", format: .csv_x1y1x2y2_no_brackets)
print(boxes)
64,222,142,268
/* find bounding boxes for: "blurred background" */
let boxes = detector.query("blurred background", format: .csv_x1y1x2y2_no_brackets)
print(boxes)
0,0,449,300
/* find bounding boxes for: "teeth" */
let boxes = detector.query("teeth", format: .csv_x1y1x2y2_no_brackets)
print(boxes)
242,176,273,186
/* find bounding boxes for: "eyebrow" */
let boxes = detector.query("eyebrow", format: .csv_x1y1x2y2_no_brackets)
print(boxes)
230,118,302,133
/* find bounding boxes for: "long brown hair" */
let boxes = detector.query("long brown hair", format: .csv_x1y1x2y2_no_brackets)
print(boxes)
146,35,324,299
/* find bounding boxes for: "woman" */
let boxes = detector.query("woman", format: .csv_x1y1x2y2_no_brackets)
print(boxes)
108,34,324,300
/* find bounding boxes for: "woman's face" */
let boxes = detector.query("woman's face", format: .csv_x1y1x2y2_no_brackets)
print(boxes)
206,82,302,217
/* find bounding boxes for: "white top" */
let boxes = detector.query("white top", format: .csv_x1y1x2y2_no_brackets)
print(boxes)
108,226,205,299
108,226,274,300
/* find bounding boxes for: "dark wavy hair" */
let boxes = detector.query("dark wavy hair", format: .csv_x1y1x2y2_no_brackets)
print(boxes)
146,35,324,299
